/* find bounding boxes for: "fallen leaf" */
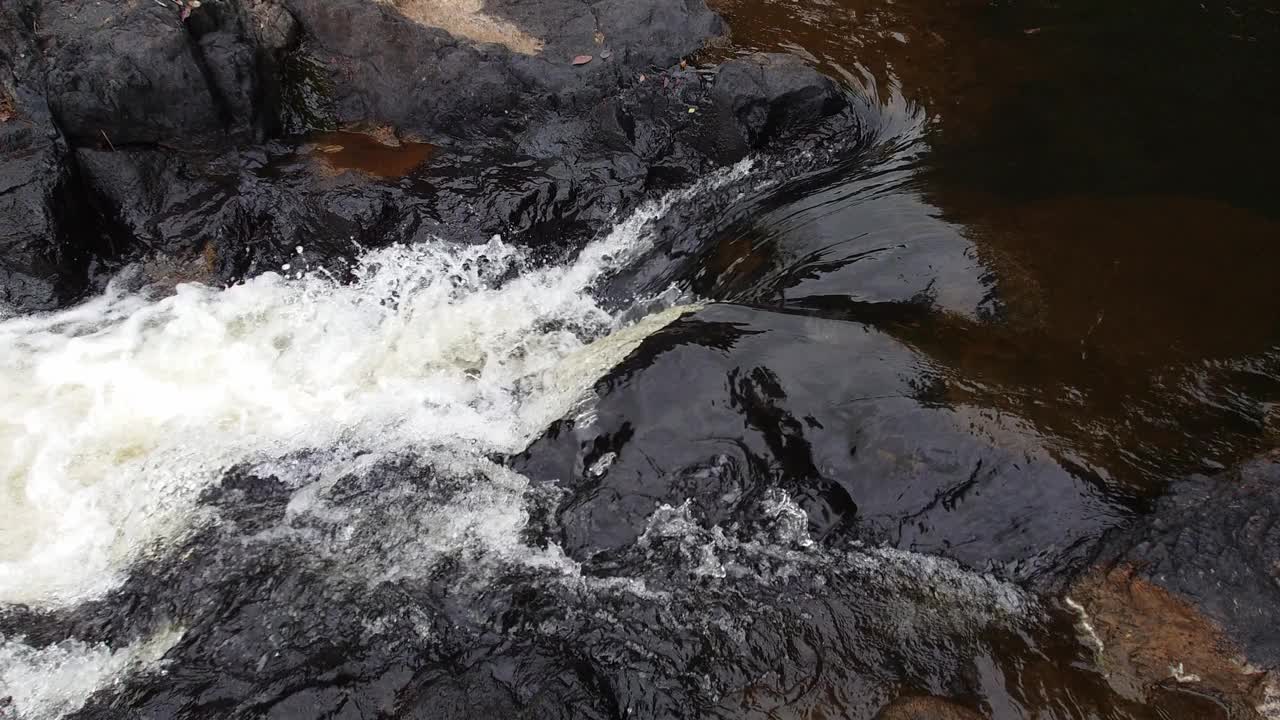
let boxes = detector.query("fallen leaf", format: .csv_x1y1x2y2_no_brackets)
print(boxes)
687,107,696,113
638,73,646,82
600,49,612,59
593,30,604,45
572,54,592,66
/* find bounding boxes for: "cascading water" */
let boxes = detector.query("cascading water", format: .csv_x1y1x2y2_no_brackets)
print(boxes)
0,163,763,716
0,159,751,608
0,150,1051,720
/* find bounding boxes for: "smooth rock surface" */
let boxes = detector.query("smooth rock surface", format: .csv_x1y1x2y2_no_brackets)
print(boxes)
711,52,843,149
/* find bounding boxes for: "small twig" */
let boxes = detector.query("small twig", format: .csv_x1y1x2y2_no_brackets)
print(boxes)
100,129,116,151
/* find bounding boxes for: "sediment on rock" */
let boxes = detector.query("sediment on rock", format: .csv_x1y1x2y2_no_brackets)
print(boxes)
1069,452,1280,719
875,696,986,720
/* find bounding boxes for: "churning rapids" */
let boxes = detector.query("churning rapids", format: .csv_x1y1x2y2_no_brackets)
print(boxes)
2,82,1276,718
0,134,1067,718
0,161,754,715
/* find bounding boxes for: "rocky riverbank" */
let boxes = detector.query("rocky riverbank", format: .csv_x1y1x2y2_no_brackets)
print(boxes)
0,0,850,312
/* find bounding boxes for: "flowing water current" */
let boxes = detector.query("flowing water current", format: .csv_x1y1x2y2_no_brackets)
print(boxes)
4,1,1280,718
0,156,1057,719
0,162,756,715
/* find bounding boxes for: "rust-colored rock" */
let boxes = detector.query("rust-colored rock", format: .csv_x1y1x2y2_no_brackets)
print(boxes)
1069,566,1275,719
0,87,14,123
876,696,985,720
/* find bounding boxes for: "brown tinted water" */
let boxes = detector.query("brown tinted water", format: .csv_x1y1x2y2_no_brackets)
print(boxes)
305,130,435,178
705,0,1280,488
685,1,1280,716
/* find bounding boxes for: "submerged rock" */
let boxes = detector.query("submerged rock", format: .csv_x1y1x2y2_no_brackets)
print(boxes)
515,303,1126,583
1070,452,1280,718
1091,452,1280,667
1069,566,1267,720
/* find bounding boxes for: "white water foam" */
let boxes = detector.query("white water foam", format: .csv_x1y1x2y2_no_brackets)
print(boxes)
0,159,753,609
0,161,753,719
0,153,1040,717
0,628,182,719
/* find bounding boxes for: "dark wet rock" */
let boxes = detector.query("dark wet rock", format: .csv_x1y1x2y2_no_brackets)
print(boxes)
0,0,863,324
68,59,861,294
711,52,842,150
277,50,336,135
72,132,632,288
515,303,1126,584
75,147,247,277
0,1,95,311
39,1,247,145
1,453,1118,720
246,0,301,55
591,0,723,68
73,138,453,286
1088,452,1280,669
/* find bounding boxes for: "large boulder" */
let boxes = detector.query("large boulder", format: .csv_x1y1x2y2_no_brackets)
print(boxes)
711,52,843,150
38,0,290,147
0,1,94,311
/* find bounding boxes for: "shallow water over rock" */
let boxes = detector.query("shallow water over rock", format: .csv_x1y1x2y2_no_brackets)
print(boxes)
2,0,1279,718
